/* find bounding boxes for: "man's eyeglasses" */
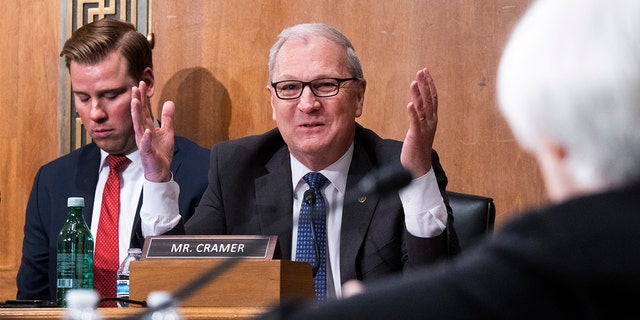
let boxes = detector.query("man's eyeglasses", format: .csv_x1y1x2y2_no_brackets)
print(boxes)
271,77,359,100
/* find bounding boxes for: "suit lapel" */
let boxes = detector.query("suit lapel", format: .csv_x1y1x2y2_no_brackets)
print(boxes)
340,142,380,280
255,146,294,259
75,144,101,227
169,137,182,173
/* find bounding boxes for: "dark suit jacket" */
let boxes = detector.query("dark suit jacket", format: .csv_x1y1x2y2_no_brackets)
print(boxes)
185,125,458,286
268,182,640,320
16,136,209,300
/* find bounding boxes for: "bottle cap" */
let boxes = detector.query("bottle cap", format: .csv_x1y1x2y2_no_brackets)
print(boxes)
128,247,142,254
67,197,85,207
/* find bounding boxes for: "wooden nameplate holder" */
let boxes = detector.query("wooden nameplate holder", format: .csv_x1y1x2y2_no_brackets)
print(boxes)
129,235,315,307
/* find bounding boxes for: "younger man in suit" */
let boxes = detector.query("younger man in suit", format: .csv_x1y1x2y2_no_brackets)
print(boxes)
16,18,209,304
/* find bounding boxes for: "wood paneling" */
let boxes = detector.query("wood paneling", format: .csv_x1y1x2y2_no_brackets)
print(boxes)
0,0,544,302
0,1,61,301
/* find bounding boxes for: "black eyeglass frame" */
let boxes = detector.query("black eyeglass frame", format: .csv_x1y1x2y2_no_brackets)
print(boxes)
270,77,359,100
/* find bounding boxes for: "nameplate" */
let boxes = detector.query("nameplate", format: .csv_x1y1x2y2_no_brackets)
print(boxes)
141,235,279,260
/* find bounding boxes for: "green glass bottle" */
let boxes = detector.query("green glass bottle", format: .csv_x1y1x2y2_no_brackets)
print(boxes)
56,197,94,307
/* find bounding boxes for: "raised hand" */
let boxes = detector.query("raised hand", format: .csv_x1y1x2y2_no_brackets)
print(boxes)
131,80,175,182
401,68,438,178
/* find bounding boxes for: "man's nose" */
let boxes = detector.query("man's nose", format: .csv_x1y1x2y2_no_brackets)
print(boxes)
89,100,107,121
297,86,320,113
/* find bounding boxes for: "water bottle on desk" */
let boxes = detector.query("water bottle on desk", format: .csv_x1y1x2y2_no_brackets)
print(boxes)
116,247,142,307
56,197,94,307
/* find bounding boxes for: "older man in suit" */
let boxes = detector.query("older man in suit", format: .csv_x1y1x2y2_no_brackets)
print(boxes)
135,23,458,301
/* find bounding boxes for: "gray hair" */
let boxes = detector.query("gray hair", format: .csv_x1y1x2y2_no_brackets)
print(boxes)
497,0,640,189
268,23,364,82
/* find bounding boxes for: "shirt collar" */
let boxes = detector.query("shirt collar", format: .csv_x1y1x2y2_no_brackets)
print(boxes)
99,148,140,172
290,143,354,194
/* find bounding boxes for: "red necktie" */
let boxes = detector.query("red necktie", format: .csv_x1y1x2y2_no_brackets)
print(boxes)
94,154,131,307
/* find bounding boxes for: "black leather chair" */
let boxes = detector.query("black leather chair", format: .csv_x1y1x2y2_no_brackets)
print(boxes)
446,191,496,250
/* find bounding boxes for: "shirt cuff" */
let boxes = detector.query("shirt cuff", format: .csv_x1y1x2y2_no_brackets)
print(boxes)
399,168,447,238
140,178,181,237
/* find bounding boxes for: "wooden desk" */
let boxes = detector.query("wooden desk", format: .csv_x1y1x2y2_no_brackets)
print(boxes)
130,259,314,307
0,306,270,319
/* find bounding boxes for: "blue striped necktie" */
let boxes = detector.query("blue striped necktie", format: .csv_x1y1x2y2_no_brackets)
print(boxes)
295,172,329,301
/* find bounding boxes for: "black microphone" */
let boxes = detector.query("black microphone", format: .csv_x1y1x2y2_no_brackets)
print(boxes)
302,189,321,277
357,163,413,196
303,189,316,206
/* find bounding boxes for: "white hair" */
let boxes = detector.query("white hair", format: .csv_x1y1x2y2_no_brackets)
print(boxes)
267,23,364,83
497,0,640,189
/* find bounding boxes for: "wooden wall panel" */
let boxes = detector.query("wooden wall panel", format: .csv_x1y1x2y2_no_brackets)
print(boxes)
150,0,545,228
0,1,60,301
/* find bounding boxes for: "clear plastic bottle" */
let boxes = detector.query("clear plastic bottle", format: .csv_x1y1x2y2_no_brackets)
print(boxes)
116,247,142,307
57,197,94,307
142,291,184,320
62,289,102,320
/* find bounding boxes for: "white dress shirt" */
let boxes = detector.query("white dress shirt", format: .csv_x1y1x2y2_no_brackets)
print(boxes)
290,143,447,298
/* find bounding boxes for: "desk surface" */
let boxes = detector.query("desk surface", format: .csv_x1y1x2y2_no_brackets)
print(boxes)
0,307,269,319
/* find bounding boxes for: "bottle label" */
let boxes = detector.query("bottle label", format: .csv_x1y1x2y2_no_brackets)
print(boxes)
56,253,93,289
116,279,130,298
